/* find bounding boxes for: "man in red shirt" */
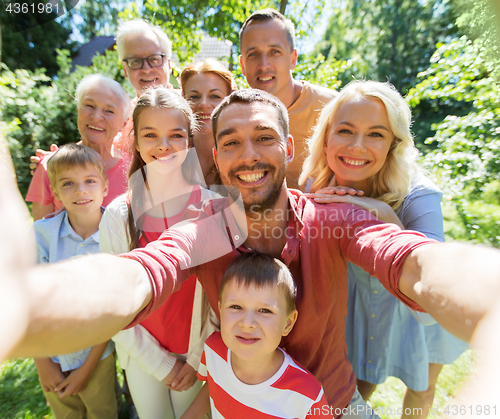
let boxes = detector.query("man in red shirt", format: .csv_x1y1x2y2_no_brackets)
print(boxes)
3,91,500,416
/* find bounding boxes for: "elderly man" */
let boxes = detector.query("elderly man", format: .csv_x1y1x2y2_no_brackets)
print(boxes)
4,91,500,418
116,19,173,96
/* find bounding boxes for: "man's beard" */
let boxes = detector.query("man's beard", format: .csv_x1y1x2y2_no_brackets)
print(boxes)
220,161,287,215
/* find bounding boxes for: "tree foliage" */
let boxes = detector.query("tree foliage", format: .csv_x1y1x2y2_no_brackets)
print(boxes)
120,0,325,66
315,0,458,94
67,0,127,42
1,48,129,196
407,37,500,246
0,0,76,77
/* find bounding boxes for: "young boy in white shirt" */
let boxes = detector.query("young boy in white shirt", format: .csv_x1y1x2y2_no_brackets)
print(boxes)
182,251,333,419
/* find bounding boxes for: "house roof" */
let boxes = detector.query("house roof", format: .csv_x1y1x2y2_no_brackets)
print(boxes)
71,36,116,71
71,32,232,72
171,32,233,68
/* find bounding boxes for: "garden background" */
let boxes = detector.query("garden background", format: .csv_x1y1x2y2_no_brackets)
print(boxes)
0,0,499,417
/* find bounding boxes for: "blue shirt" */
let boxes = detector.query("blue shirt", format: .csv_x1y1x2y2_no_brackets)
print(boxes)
33,209,114,371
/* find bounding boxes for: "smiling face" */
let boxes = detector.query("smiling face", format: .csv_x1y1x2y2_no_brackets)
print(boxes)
122,31,171,95
218,279,297,365
51,164,108,216
239,18,297,100
183,72,231,134
135,107,189,174
324,96,394,195
214,102,292,212
77,84,127,147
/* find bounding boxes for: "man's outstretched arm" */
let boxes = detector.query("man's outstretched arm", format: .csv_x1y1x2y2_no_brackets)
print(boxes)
399,242,500,342
11,254,152,359
0,133,152,360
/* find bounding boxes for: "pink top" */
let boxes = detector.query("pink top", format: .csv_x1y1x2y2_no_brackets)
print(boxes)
26,150,131,210
122,189,435,414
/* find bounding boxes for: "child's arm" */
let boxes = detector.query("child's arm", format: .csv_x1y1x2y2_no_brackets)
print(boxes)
54,341,109,399
34,357,65,392
180,383,210,419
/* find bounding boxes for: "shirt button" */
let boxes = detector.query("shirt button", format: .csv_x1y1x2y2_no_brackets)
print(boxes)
368,360,372,364
370,336,374,340
234,235,239,240
373,290,378,294
79,243,84,247
371,314,376,318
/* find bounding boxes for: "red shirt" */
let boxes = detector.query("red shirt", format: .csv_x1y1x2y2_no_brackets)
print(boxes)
136,186,201,354
123,189,434,413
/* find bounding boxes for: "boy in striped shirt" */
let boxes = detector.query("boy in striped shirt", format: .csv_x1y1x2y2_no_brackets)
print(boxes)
181,252,333,419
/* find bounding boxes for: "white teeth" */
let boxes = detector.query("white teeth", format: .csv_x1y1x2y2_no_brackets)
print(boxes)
343,158,367,166
198,115,211,120
258,77,273,82
88,125,104,131
155,155,174,161
75,200,92,204
239,172,264,182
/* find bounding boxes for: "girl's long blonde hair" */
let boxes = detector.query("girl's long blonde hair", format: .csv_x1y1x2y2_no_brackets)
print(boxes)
299,80,419,210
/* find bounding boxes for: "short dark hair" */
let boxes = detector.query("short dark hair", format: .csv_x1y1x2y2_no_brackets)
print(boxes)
220,252,297,314
211,89,289,149
239,9,296,51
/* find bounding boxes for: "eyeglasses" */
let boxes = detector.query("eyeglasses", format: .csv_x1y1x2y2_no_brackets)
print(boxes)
122,54,167,70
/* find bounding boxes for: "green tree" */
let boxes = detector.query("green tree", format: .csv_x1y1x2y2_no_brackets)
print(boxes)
121,0,325,66
67,0,129,42
0,0,76,77
1,48,129,196
407,37,500,246
315,0,458,94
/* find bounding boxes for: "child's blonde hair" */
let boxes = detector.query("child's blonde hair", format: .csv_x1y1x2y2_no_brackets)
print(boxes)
47,143,107,188
299,81,419,210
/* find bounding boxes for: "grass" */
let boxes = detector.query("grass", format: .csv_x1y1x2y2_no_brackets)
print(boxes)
0,358,130,419
370,349,476,418
1,351,475,418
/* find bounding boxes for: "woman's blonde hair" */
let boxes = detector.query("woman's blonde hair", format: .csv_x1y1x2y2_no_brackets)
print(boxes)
299,80,419,210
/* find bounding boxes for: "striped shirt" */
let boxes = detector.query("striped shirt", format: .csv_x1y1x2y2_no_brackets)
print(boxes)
198,332,333,418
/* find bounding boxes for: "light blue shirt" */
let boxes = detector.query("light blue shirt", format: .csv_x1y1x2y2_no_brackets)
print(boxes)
33,209,114,371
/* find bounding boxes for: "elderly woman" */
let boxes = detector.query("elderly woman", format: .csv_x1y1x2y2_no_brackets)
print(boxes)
26,74,131,220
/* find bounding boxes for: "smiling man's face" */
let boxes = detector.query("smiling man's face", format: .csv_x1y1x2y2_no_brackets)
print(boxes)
214,101,292,213
239,18,297,102
121,31,171,96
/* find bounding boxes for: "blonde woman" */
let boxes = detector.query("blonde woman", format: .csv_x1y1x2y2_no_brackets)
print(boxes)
300,81,467,419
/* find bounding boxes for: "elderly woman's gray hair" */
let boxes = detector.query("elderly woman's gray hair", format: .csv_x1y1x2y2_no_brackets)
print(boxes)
75,74,131,119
